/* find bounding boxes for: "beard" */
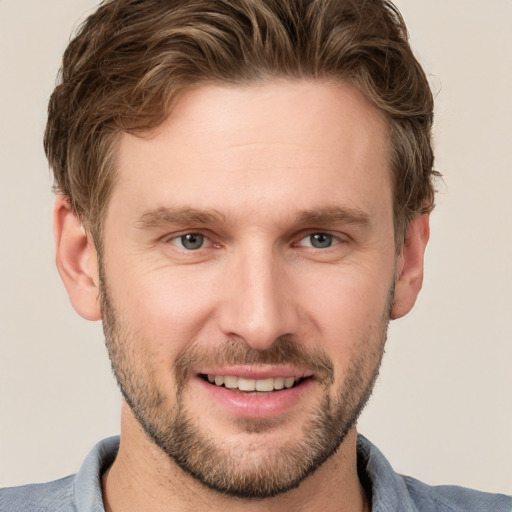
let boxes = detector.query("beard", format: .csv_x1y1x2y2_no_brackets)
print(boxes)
100,264,390,499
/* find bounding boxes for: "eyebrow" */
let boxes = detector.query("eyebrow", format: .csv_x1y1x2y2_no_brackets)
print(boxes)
135,205,370,230
136,207,226,229
295,207,370,227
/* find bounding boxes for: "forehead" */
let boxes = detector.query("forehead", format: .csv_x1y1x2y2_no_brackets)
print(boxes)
109,80,391,227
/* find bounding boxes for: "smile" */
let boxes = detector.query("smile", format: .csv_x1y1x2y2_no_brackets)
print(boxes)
201,374,308,392
195,370,316,417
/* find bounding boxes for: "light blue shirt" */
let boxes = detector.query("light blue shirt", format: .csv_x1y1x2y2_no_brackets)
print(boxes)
1,435,510,511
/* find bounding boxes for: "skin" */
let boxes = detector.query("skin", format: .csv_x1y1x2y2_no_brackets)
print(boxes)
54,80,429,512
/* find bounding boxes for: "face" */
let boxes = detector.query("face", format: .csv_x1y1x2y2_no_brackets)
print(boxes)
99,80,397,498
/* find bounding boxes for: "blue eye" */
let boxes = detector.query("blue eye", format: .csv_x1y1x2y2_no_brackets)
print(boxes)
176,233,205,250
309,233,333,248
298,233,335,248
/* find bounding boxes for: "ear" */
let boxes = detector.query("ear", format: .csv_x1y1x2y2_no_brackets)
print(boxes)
390,213,430,320
53,195,102,321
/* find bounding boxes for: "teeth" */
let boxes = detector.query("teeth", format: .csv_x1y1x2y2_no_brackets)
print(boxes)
255,378,274,392
284,377,295,389
273,377,285,390
238,377,256,391
223,376,238,389
206,375,297,391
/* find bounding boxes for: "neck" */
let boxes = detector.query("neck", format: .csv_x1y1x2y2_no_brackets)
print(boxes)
102,405,370,512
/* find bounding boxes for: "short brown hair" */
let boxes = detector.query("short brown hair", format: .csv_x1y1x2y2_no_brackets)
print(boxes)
45,0,437,246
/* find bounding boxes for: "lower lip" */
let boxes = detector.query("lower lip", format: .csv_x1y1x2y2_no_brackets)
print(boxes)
195,376,315,418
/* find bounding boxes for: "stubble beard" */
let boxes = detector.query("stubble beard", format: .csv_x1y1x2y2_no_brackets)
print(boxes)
99,264,390,499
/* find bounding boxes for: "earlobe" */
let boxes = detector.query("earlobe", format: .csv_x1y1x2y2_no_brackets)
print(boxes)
53,195,102,321
390,214,430,320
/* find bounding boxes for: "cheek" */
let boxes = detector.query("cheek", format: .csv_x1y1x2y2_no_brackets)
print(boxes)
299,263,393,324
110,265,220,351
295,265,392,367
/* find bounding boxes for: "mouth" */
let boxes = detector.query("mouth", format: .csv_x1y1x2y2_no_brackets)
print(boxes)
198,373,312,394
194,369,316,418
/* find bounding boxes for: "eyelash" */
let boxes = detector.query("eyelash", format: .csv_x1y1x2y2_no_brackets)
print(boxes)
165,231,345,252
166,232,215,251
295,232,343,249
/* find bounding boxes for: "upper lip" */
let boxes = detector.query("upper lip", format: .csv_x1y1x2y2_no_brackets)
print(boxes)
197,365,314,380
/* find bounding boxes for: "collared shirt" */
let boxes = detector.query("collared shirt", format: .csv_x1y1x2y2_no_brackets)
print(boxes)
1,435,510,511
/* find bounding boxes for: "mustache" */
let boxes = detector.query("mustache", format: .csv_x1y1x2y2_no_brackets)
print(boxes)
173,336,334,388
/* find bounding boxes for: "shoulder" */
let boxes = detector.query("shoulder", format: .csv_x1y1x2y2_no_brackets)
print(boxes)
403,476,512,512
0,475,76,512
356,434,512,512
0,436,119,512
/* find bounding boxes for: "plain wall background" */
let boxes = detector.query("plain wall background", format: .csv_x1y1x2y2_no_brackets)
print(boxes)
1,0,511,493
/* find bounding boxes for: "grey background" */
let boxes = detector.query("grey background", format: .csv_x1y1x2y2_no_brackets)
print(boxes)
1,0,511,492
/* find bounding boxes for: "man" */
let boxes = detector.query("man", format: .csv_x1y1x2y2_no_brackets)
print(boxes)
1,0,510,511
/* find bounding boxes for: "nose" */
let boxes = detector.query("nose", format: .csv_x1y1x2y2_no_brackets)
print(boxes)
217,244,299,350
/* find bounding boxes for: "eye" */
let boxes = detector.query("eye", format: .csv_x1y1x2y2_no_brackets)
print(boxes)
171,233,206,250
298,233,336,249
